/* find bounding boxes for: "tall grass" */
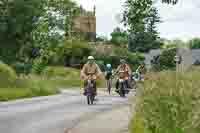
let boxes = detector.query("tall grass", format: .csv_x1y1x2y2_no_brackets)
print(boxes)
130,69,200,133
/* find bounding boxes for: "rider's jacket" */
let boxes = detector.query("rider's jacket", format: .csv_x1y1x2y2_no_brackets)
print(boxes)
81,63,102,80
116,64,132,79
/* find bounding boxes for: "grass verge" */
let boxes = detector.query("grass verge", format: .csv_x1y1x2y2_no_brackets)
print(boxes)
129,69,200,133
0,67,105,101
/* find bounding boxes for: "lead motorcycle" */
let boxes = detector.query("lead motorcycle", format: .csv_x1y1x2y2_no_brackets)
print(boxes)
116,71,130,97
85,75,96,105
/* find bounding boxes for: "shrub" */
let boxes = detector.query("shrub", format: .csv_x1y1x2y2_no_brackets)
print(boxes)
0,61,17,88
130,70,200,133
32,58,47,74
13,62,32,75
151,48,176,71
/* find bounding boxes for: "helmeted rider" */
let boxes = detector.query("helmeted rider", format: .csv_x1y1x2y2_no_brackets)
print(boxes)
114,59,132,92
105,64,113,92
105,64,113,81
81,56,102,96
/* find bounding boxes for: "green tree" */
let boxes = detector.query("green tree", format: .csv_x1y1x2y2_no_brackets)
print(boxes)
110,27,128,47
0,0,46,61
0,0,80,64
124,0,162,52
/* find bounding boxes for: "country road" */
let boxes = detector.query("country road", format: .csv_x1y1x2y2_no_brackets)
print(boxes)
0,89,135,133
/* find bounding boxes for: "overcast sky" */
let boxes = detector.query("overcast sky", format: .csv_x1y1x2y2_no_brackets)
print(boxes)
74,0,200,41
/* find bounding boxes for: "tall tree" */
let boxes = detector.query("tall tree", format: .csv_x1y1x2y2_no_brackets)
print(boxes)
123,0,162,52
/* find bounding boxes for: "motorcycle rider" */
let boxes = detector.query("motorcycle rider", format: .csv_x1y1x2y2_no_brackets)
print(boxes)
81,56,102,96
114,59,132,92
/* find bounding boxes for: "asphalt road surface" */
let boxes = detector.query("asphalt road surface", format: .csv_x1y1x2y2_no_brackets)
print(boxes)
0,89,134,133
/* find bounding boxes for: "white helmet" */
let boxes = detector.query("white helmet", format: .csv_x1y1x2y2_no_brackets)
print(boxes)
88,56,94,60
106,64,111,68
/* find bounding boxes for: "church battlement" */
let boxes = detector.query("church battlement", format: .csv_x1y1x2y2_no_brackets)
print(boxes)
79,5,96,16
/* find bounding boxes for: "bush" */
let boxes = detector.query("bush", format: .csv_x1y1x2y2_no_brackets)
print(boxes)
32,58,48,74
13,62,32,75
151,48,176,71
0,62,17,88
130,70,200,133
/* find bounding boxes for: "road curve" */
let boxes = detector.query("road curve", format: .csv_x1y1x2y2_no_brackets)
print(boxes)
0,89,134,133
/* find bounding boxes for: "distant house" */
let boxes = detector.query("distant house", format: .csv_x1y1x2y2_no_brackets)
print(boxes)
144,48,200,70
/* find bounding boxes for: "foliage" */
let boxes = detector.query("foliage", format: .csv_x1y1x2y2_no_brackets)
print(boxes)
151,48,176,71
0,0,80,64
94,46,144,70
0,0,47,61
188,38,200,49
110,27,128,47
13,62,32,75
130,70,200,133
0,43,18,64
32,57,48,74
46,0,80,37
123,0,162,52
0,61,17,88
62,40,92,66
159,48,176,70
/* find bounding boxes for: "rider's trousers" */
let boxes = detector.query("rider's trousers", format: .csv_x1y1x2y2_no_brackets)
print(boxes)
115,79,130,90
84,80,97,95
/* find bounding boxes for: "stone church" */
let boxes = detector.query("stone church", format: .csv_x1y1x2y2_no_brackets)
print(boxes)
72,6,96,42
